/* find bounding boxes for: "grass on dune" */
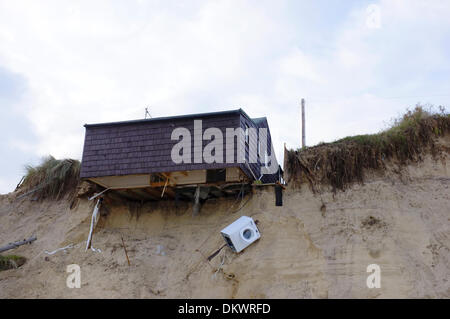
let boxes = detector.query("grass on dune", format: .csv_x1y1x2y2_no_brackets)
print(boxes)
285,105,450,193
19,155,80,200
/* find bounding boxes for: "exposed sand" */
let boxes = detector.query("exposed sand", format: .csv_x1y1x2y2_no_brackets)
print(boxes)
0,153,449,298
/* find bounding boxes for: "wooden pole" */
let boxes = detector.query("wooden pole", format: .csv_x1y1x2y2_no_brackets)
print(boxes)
283,142,289,182
193,185,201,216
0,235,37,253
301,98,306,148
121,236,131,266
15,176,24,191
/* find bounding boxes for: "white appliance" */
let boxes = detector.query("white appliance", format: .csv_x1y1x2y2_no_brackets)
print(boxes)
220,216,260,253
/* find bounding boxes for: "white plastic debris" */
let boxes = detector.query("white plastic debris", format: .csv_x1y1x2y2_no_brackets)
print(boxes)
89,246,102,253
156,245,166,256
44,244,74,255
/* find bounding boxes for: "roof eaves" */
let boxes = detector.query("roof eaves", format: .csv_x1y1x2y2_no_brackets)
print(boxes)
84,108,243,128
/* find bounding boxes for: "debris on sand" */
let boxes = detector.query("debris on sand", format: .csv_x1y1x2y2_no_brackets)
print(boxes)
361,216,386,230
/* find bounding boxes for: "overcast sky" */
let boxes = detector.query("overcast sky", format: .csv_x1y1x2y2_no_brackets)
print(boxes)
1,0,449,194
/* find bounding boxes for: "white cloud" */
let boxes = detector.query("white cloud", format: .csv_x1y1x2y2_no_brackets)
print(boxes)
272,0,450,150
0,177,13,195
279,48,322,83
0,0,287,159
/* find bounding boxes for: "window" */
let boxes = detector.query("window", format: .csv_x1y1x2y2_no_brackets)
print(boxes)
257,139,260,159
244,123,250,144
264,151,269,167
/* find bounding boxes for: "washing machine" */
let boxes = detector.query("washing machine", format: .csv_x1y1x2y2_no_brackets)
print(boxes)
220,216,260,253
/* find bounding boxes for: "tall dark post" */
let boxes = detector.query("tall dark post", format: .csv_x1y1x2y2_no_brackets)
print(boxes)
301,98,306,148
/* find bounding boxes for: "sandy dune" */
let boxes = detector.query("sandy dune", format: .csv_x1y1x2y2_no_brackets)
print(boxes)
0,153,449,298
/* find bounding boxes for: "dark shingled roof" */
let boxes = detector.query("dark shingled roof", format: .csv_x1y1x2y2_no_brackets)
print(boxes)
84,108,258,128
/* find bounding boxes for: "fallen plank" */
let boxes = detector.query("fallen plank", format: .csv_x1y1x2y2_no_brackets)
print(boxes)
15,176,24,191
0,235,37,253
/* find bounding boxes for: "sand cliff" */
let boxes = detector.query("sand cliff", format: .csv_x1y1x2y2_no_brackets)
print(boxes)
1,145,448,298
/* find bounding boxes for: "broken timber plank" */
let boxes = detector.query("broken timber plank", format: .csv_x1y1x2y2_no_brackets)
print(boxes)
15,176,24,191
0,235,37,253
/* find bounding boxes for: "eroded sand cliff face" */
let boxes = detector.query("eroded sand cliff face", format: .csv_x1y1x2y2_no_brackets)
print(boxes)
0,155,449,298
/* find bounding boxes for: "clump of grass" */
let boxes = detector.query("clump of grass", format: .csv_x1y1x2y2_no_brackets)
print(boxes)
0,255,26,271
285,105,450,193
19,155,80,200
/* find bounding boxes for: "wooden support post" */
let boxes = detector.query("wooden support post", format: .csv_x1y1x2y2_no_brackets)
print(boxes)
283,143,288,182
193,185,201,216
301,98,306,148
161,177,169,198
121,236,131,266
